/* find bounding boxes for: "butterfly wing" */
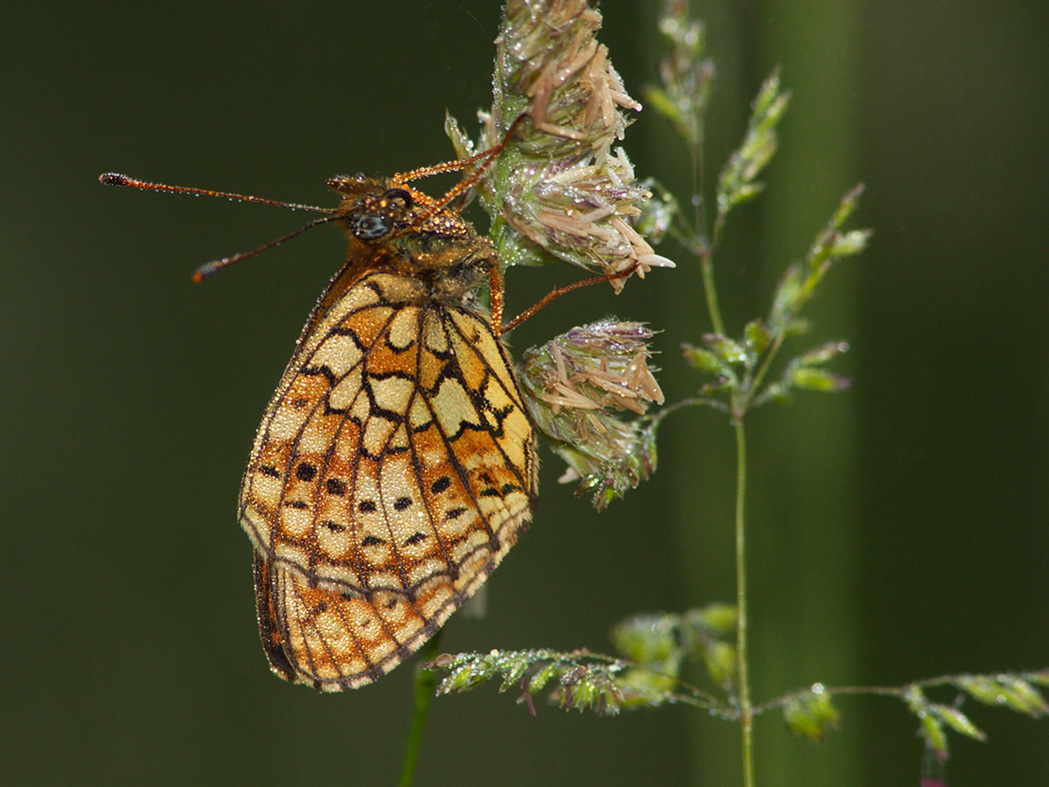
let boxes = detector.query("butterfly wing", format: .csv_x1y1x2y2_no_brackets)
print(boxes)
240,269,537,690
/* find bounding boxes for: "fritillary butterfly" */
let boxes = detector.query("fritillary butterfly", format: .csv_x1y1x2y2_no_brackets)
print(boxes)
243,165,540,690
103,132,539,691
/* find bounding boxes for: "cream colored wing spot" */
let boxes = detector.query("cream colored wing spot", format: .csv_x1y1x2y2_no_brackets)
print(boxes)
310,331,365,378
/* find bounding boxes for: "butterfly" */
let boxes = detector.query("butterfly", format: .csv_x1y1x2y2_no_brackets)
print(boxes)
100,121,627,690
232,151,543,690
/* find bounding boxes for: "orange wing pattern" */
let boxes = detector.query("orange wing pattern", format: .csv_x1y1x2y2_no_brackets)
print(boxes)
240,269,537,690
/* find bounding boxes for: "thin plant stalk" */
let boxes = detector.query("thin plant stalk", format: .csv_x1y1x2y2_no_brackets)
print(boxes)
692,132,725,339
699,245,725,338
734,421,754,787
397,629,443,787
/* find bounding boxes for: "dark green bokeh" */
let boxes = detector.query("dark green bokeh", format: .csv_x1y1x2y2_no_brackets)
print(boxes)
4,2,1047,785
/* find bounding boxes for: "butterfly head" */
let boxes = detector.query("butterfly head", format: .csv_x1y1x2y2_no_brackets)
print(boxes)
328,174,474,246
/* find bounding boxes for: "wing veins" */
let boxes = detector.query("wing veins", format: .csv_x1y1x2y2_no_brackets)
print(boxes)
444,306,534,495
247,300,400,563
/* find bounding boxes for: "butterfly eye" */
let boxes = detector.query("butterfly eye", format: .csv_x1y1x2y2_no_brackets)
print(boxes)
383,188,413,209
349,213,391,241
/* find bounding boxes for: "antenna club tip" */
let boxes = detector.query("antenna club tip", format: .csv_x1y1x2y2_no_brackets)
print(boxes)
99,172,129,186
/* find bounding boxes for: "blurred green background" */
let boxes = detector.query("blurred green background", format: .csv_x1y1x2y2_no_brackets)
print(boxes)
4,1,1047,784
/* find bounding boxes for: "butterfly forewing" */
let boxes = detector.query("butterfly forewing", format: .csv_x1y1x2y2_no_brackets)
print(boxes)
240,262,537,690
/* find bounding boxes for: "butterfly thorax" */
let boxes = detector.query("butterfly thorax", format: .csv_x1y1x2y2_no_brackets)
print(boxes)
328,174,495,303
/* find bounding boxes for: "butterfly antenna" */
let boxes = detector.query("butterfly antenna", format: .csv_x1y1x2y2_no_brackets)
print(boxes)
191,216,338,282
100,173,339,281
100,173,334,214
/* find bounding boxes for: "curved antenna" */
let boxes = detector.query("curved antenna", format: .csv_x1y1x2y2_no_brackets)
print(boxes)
191,216,338,282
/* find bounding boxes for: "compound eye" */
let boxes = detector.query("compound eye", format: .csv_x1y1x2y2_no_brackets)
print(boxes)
349,213,390,240
383,188,413,209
